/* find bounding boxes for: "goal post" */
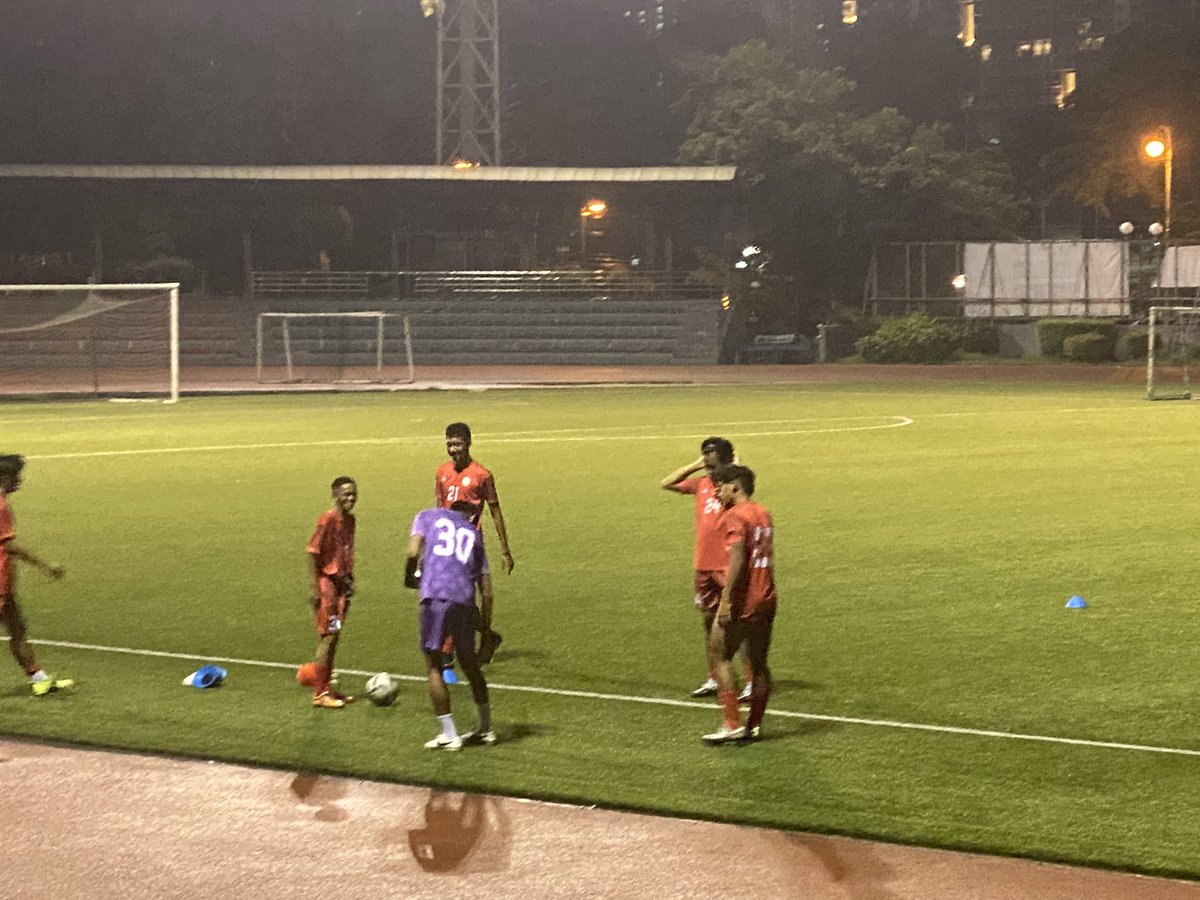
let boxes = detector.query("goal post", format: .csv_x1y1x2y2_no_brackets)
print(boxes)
255,311,415,385
1147,306,1200,400
0,283,180,402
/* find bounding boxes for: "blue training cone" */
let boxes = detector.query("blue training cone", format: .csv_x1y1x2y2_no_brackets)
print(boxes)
442,667,459,685
1065,595,1088,609
182,665,228,689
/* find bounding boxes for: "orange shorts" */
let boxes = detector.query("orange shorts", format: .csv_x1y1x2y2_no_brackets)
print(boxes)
315,576,351,637
693,570,724,612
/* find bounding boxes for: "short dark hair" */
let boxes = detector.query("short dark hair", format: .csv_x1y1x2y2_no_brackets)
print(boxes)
331,475,356,492
445,422,472,443
0,454,25,482
700,436,734,465
712,464,755,497
449,500,477,517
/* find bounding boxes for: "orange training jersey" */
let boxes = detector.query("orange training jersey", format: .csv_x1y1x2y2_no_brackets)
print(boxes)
307,509,355,578
675,476,726,571
435,459,497,527
722,501,777,618
0,492,13,594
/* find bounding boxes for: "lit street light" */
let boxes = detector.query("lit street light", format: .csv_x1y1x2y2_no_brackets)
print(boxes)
1142,127,1173,238
579,199,607,260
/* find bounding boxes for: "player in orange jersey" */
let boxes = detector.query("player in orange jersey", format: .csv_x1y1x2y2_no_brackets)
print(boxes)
304,476,357,709
661,437,751,699
0,454,72,696
434,423,513,681
702,465,777,744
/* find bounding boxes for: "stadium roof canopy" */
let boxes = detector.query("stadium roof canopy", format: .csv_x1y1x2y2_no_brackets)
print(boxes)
0,164,736,183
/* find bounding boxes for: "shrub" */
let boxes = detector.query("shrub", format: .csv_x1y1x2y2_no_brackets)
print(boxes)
856,313,959,364
947,320,1001,355
1036,318,1117,358
1062,331,1115,362
1122,328,1149,361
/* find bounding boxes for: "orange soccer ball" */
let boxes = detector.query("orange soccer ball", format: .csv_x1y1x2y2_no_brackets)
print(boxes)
296,662,318,687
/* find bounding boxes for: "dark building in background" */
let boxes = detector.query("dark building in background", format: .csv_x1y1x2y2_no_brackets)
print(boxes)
757,1,1198,141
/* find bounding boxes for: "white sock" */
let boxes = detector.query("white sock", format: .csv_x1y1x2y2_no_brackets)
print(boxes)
29,670,48,683
438,714,458,741
476,703,491,733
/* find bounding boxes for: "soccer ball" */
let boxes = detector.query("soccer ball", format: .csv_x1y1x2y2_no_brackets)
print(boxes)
365,672,399,707
296,662,318,687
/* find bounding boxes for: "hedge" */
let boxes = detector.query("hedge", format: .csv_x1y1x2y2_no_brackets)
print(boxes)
1036,318,1117,358
856,313,959,364
1062,331,1115,362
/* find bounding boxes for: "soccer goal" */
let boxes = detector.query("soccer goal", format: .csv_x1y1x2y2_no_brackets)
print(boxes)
1147,306,1200,400
255,312,415,385
0,283,179,402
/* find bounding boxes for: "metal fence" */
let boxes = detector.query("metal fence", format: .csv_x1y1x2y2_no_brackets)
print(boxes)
864,241,1200,319
250,269,718,301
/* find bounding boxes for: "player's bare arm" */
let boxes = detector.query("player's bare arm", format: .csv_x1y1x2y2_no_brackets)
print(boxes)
660,456,706,491
404,533,424,589
716,539,745,626
6,541,65,580
478,572,494,630
487,501,515,574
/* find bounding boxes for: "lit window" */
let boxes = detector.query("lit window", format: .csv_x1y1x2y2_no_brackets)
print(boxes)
1080,35,1106,51
842,1,858,25
980,44,992,61
1034,39,1053,55
1077,18,1092,35
1054,69,1077,108
958,2,976,47
1017,42,1032,56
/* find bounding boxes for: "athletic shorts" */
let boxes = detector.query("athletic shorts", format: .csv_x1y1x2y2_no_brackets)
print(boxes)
419,598,479,654
315,576,351,637
693,570,725,612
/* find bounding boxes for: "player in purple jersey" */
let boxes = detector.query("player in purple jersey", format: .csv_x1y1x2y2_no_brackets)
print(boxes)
405,500,496,750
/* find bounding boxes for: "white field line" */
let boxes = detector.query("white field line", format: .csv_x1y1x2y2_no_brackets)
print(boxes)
25,417,914,461
17,636,1200,760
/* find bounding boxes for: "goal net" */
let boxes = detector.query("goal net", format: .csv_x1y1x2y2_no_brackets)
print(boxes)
256,312,415,384
0,283,179,402
1147,306,1200,400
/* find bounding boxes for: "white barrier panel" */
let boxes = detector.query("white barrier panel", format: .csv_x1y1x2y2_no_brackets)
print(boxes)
1156,246,1200,289
963,241,1128,317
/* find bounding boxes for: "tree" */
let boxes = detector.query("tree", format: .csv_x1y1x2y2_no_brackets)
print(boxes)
676,40,1025,321
1054,22,1200,236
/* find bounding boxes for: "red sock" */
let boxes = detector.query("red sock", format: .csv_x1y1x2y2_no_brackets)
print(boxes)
313,664,331,696
747,685,771,731
718,689,741,730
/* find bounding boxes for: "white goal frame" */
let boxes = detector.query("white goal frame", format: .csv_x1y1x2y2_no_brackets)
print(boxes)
0,282,180,403
1147,306,1200,401
255,311,415,385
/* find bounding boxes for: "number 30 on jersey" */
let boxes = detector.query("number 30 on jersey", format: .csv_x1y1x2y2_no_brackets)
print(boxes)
433,517,477,563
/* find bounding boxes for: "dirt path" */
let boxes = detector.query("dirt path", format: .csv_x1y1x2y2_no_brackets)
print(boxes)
1,738,1196,899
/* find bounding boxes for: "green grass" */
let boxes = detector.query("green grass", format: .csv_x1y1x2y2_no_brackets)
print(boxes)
2,382,1200,878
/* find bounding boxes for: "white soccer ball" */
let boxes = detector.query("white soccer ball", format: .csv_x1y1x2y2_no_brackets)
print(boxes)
365,672,399,707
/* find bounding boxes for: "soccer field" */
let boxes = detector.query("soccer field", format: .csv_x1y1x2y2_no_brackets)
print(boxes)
2,381,1199,878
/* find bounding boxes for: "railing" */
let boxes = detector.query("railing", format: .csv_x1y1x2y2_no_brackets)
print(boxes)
251,270,717,300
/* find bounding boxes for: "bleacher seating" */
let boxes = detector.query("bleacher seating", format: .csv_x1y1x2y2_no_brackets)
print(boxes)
2,286,724,372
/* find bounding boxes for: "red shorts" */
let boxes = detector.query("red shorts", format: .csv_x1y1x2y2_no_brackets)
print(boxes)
693,570,724,612
315,576,351,637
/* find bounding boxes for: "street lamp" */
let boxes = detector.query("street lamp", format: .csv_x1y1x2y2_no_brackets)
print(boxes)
1142,127,1173,238
579,199,607,260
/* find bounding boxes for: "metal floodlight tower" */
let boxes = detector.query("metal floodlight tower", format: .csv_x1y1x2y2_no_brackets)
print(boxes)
435,0,502,166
